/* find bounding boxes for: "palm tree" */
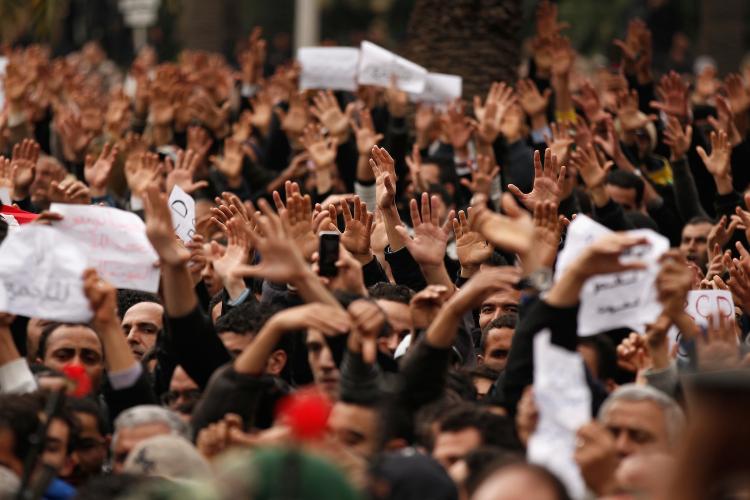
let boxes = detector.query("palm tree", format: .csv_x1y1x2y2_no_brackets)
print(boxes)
405,0,522,100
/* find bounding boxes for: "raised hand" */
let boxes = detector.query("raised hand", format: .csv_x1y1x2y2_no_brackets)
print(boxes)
82,268,119,328
697,312,739,371
533,200,563,268
0,157,12,194
210,138,245,182
231,198,309,284
543,122,574,165
550,34,575,77
48,178,91,205
347,299,385,364
469,193,534,255
662,116,693,161
696,130,732,191
275,187,318,260
212,218,252,294
708,95,742,147
440,101,475,151
350,107,384,157
126,152,164,199
144,185,190,266
571,233,650,279
187,125,213,166
460,154,499,197
277,91,309,137
248,89,274,136
649,71,689,119
299,123,337,169
572,81,608,124
311,90,349,140
474,82,516,144
453,208,492,274
408,285,450,331
166,149,210,194
57,112,94,162
616,89,656,132
517,78,551,120
569,143,613,190
405,143,425,191
370,146,397,211
395,193,454,268
84,143,118,197
574,422,619,497
10,138,39,200
339,196,374,262
727,242,750,312
508,148,566,210
724,73,750,115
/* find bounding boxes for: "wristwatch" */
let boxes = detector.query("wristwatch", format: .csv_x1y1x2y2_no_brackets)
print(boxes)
517,267,553,294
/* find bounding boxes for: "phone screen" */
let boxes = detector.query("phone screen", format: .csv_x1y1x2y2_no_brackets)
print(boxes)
318,232,340,277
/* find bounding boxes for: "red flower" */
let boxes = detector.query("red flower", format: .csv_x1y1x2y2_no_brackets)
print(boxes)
276,388,332,440
62,364,92,398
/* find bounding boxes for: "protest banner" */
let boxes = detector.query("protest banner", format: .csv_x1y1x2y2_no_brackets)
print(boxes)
0,225,92,322
298,47,360,92
50,203,160,293
168,185,196,243
357,41,427,93
409,72,462,103
555,215,669,336
528,330,590,500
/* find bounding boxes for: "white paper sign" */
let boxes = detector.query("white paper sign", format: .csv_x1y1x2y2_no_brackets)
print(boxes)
168,186,196,243
357,41,427,93
668,290,735,347
298,47,360,92
555,215,670,336
0,187,11,206
409,72,462,103
528,330,590,500
50,203,160,293
0,225,92,322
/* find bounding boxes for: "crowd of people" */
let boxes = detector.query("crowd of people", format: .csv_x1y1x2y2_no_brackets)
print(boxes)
1,2,750,499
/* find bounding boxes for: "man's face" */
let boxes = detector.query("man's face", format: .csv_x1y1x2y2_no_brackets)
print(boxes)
166,366,200,421
42,418,70,473
472,466,560,500
432,427,482,470
121,302,164,360
480,327,514,372
26,318,52,362
606,184,639,211
328,402,378,458
112,422,171,474
479,291,520,331
30,158,65,205
0,428,23,478
218,331,253,358
680,222,712,268
67,412,108,485
42,325,104,390
601,399,671,460
376,300,412,358
306,329,340,400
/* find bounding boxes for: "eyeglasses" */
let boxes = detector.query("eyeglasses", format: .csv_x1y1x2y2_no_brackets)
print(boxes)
160,389,202,406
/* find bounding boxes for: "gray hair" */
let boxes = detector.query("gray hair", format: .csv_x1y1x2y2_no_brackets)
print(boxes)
598,384,685,446
112,405,190,453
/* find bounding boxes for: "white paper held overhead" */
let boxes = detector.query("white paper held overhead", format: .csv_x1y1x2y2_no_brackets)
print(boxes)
409,72,462,103
298,47,360,92
357,41,427,93
50,203,160,293
168,185,196,243
528,330,590,500
0,225,92,322
555,215,669,336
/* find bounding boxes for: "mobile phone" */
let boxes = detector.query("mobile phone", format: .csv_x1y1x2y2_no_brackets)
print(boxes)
318,232,340,277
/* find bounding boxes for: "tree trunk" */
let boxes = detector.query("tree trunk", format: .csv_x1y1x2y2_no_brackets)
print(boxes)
405,0,522,101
